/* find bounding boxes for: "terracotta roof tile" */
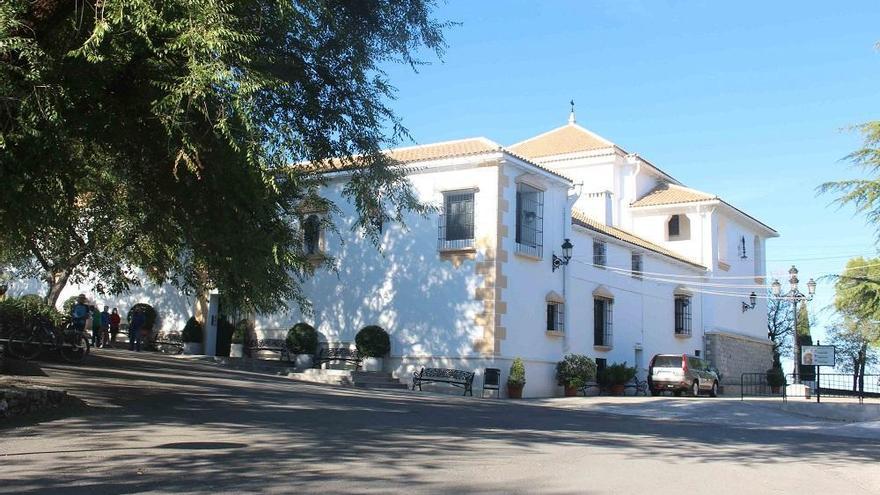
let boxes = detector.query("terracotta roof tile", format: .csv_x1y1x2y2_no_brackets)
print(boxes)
508,123,613,159
571,209,705,269
630,183,717,207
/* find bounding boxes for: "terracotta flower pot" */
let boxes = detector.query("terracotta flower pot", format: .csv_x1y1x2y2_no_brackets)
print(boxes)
610,384,626,396
507,383,524,399
770,386,780,394
564,385,578,397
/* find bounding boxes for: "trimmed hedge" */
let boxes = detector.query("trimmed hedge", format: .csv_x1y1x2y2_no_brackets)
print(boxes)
286,322,319,355
181,317,203,343
355,325,390,358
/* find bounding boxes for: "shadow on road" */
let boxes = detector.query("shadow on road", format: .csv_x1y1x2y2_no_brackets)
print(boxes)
2,351,879,494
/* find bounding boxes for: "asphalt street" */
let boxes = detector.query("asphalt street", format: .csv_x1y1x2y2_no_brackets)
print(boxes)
2,351,879,494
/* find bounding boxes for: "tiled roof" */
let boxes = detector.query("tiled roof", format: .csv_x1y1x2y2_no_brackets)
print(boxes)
630,183,717,207
508,123,614,159
385,137,501,163
304,137,572,182
571,209,705,269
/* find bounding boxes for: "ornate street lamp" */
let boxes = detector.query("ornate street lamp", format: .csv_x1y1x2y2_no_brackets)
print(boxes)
769,265,816,383
552,238,573,272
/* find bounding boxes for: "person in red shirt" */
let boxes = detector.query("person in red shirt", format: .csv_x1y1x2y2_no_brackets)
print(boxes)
109,308,122,348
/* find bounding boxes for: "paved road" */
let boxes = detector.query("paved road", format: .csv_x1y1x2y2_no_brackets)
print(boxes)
2,351,879,494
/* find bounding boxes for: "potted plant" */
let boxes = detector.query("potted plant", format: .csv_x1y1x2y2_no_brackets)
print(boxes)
181,316,203,355
555,354,597,397
355,325,390,372
230,320,247,358
507,357,526,398
287,322,319,369
602,362,637,395
766,366,785,394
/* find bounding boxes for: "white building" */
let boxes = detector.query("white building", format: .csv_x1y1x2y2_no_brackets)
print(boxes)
47,113,778,397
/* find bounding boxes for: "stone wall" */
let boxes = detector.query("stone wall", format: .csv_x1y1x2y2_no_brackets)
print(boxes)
705,331,773,387
0,386,69,419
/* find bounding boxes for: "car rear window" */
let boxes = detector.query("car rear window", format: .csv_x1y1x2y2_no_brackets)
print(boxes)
653,356,682,368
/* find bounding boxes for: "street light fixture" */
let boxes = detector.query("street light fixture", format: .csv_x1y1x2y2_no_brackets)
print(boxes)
552,238,573,272
742,291,757,312
769,264,816,383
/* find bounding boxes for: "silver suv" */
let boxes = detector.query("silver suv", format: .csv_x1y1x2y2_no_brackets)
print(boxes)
648,354,719,397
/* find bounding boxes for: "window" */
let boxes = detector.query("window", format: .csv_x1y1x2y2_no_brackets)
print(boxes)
439,190,474,250
739,236,747,259
594,297,613,346
667,214,691,240
675,295,692,336
753,236,763,277
631,253,643,279
593,240,606,267
515,183,543,257
668,215,680,237
303,214,322,255
546,302,564,332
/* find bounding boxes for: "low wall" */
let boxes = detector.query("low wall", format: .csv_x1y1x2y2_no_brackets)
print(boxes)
705,331,773,386
0,385,70,419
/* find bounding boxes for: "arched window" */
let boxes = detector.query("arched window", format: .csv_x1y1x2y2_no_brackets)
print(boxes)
667,214,690,240
303,214,321,255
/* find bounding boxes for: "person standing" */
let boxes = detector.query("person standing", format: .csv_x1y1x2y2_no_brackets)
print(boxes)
100,306,111,348
109,308,121,347
90,306,102,348
129,310,145,352
71,294,90,332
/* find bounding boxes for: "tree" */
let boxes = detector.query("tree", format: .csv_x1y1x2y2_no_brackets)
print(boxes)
767,291,793,367
827,318,879,391
0,1,448,311
830,257,880,387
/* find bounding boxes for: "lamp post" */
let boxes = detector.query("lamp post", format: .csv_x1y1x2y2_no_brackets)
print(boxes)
770,265,816,383
551,238,573,272
741,291,757,312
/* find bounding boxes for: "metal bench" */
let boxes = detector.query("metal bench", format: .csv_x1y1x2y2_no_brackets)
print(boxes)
247,339,292,362
579,381,601,395
412,367,475,396
314,347,361,369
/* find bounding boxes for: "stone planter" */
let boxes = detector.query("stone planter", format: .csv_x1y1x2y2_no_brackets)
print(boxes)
183,342,203,355
361,357,383,372
610,384,626,396
229,343,244,358
294,354,314,369
563,385,578,397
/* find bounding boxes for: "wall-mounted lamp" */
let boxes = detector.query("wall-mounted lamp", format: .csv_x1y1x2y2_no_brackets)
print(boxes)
741,291,757,312
551,238,573,272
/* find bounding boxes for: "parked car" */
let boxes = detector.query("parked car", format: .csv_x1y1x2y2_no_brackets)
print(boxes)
648,354,719,397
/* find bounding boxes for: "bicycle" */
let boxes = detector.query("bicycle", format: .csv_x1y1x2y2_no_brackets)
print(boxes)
7,317,91,363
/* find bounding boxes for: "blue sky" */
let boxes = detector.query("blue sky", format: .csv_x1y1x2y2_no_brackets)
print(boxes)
382,1,880,344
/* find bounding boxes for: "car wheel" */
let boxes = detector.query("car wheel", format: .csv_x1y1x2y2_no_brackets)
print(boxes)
710,381,719,397
691,380,700,397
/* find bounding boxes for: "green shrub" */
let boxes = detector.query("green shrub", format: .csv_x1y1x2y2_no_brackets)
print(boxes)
181,317,203,343
508,357,526,386
0,296,66,337
766,367,786,388
62,296,78,316
232,320,248,344
286,322,318,354
600,362,637,386
555,354,597,387
355,325,390,357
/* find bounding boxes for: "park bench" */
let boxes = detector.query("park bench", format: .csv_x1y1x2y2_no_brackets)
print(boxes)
150,332,183,355
246,339,292,362
314,347,361,369
411,367,475,396
625,375,649,396
579,381,601,396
